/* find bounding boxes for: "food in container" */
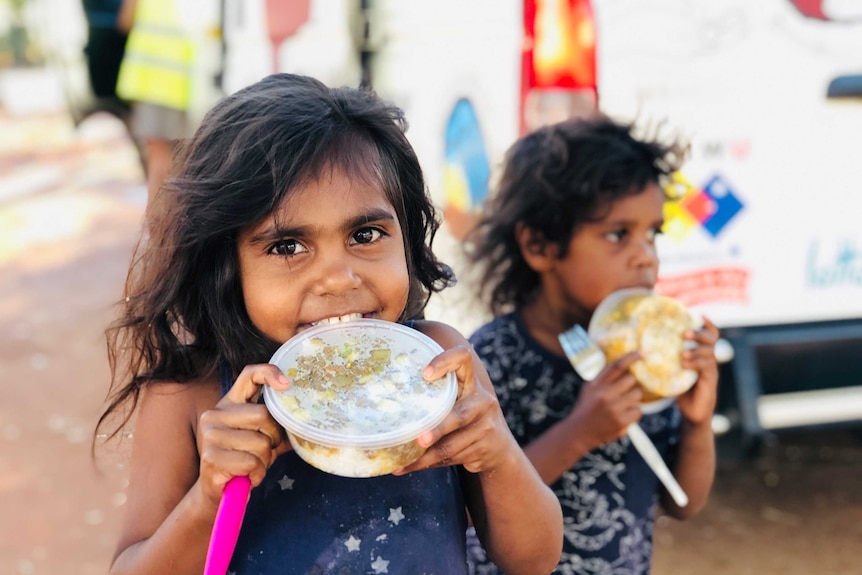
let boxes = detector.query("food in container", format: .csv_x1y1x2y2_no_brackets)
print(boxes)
588,288,700,409
263,319,457,477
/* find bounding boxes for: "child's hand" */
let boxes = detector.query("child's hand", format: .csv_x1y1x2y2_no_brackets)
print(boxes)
677,316,720,425
567,351,644,449
393,344,517,475
196,364,292,507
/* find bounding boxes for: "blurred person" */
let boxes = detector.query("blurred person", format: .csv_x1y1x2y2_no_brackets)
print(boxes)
81,0,128,117
115,0,210,222
463,115,720,574
96,72,563,575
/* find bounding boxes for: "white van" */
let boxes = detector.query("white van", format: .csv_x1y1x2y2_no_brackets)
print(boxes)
45,0,862,454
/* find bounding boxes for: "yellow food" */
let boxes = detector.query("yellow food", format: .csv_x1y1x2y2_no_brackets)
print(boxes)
594,292,697,399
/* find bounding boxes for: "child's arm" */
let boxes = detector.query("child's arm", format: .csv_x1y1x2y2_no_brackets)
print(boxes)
396,321,563,575
109,365,290,575
117,0,137,33
521,352,644,485
663,317,720,519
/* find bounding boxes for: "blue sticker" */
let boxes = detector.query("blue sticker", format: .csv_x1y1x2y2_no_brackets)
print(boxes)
444,99,491,211
701,175,744,237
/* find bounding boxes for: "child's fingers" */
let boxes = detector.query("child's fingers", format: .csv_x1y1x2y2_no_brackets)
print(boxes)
201,403,286,448
599,351,642,381
399,428,491,475
219,363,291,406
422,345,475,397
199,424,277,465
590,351,641,395
701,315,719,335
682,344,717,361
199,440,272,487
197,364,292,489
396,400,505,474
413,343,499,450
395,427,472,474
622,385,644,405
681,342,720,373
272,437,294,460
413,380,490,449
197,406,286,491
391,343,511,475
685,316,719,344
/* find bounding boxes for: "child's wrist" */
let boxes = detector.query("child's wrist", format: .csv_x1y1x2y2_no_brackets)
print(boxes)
474,437,523,478
190,479,224,520
681,417,713,437
562,416,595,459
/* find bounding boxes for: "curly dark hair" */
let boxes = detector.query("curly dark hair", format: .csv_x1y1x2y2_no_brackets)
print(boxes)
465,114,687,315
98,73,454,439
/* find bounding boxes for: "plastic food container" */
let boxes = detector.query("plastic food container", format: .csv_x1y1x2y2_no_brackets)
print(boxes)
588,288,700,412
263,319,458,477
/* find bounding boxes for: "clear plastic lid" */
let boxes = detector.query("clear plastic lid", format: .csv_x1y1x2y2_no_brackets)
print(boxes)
263,319,458,449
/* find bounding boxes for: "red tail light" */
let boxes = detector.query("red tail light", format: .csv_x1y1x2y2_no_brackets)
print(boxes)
521,0,598,134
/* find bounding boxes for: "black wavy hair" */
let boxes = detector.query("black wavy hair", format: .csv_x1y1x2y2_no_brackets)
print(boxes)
98,73,454,439
465,114,687,315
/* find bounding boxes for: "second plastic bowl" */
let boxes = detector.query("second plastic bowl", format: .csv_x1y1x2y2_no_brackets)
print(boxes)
588,288,700,410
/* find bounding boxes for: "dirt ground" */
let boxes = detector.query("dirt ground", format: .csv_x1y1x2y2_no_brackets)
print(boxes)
1,107,860,575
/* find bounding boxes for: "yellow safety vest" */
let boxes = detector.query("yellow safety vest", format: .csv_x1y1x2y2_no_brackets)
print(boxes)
116,0,194,111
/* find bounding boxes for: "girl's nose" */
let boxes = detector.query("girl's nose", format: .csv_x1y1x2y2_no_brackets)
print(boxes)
313,257,362,296
632,239,659,269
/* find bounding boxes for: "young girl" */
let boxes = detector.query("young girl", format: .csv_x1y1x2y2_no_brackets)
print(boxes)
98,73,562,575
463,116,720,574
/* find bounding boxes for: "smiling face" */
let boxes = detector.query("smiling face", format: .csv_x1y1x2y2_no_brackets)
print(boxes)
533,183,665,328
237,166,410,344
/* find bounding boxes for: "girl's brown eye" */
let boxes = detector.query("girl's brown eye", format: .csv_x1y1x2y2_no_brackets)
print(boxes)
647,227,663,242
352,228,381,245
271,239,307,256
604,229,626,243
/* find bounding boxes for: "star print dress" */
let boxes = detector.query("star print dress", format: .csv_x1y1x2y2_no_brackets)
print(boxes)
218,363,470,575
464,312,682,575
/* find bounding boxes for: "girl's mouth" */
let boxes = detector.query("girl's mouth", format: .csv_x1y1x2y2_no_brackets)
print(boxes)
310,313,365,327
303,312,382,330
296,313,376,333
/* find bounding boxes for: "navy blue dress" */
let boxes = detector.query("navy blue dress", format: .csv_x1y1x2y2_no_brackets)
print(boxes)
218,363,469,574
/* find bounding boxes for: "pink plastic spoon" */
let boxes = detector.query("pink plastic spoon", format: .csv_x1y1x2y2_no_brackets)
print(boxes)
203,476,251,575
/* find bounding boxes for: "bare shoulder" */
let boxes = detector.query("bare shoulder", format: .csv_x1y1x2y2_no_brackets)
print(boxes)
138,373,222,435
142,374,221,410
130,374,220,486
412,319,469,350
116,372,221,554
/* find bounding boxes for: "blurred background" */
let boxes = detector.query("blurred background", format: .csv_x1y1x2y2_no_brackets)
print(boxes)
1,0,861,573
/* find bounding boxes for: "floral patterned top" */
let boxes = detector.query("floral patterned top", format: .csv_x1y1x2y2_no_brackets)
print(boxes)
465,313,681,575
